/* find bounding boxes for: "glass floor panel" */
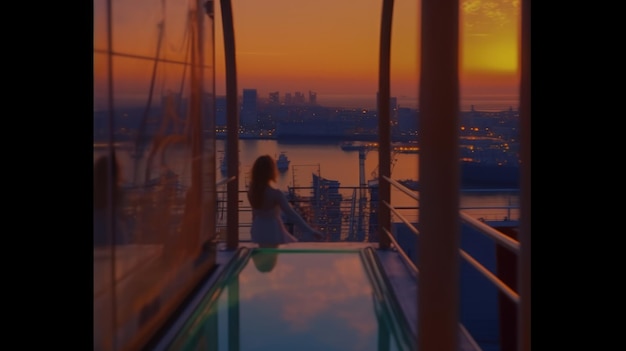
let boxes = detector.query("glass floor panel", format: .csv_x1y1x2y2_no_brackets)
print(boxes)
165,247,414,351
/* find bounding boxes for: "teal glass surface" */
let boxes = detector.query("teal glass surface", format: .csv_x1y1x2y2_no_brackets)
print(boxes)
169,249,408,350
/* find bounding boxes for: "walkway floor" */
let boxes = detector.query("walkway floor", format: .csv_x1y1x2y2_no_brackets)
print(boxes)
176,241,482,351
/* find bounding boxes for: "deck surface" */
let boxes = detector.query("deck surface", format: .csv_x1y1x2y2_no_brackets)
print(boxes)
150,241,482,351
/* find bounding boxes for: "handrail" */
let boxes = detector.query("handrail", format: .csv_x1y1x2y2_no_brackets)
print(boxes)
382,200,419,236
459,249,519,304
383,196,518,304
382,227,419,275
361,247,416,350
459,211,519,253
383,175,419,201
381,175,521,306
382,176,520,254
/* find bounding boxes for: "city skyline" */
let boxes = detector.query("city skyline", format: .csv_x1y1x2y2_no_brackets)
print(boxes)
94,0,520,108
213,0,520,98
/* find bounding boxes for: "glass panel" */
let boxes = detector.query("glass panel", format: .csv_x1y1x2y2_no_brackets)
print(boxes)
93,1,216,350
170,250,404,350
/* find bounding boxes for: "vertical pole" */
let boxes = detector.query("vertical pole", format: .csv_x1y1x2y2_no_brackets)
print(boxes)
103,0,118,350
105,0,118,348
495,227,518,351
203,0,217,246
220,0,239,250
378,0,394,250
359,148,366,198
518,0,531,350
417,0,460,350
187,1,204,252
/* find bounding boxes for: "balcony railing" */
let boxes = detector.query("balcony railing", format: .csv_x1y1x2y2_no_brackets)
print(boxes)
213,174,522,351
215,176,519,243
95,0,530,349
380,174,522,351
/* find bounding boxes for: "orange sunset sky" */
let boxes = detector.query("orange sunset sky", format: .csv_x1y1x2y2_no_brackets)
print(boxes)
93,0,520,108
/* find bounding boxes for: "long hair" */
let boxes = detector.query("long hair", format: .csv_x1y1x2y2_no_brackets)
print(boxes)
248,155,277,209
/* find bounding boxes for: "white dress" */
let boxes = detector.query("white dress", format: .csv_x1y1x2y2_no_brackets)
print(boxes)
250,186,317,245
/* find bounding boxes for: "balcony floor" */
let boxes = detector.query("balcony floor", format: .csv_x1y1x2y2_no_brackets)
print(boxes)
150,241,481,351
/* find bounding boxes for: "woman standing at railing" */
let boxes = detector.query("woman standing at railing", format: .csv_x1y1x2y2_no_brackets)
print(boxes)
247,155,324,246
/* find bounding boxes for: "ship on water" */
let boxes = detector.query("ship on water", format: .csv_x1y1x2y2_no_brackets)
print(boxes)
276,152,290,173
340,141,378,151
340,141,419,154
458,136,520,188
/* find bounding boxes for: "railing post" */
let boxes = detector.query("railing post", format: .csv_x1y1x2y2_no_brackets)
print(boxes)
377,0,394,250
495,227,518,351
417,1,460,351
220,0,239,250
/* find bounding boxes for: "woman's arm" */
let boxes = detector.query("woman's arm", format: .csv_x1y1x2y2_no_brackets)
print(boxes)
275,189,323,238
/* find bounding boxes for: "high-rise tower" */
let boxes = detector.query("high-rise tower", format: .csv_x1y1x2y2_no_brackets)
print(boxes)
241,89,258,128
309,91,317,105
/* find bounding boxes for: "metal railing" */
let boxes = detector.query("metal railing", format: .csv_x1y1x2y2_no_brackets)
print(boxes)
380,174,522,349
216,179,519,244
215,185,376,242
214,175,522,351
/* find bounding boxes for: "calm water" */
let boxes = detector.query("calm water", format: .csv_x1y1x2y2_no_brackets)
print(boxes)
224,139,519,223
93,139,520,229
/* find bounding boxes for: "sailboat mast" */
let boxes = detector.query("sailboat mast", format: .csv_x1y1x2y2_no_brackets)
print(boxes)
132,21,165,185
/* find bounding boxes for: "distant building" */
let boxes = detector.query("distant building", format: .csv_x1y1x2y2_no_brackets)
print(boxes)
294,91,306,105
284,92,292,105
309,91,317,105
241,89,258,128
216,96,227,127
367,179,379,243
397,107,417,132
312,173,343,241
269,91,280,105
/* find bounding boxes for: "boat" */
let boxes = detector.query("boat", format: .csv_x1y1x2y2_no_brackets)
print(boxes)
276,152,290,172
340,141,378,151
392,143,419,153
